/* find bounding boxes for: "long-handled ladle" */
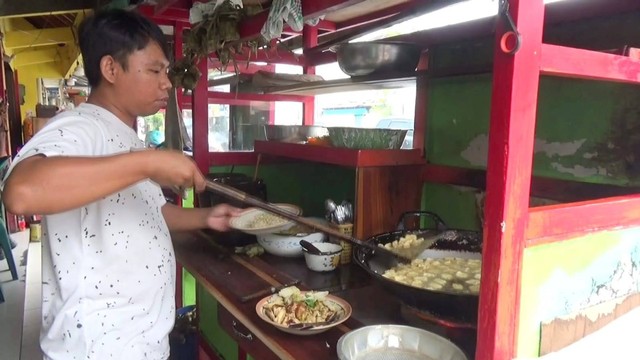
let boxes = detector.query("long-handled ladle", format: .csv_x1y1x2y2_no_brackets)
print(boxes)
205,180,436,262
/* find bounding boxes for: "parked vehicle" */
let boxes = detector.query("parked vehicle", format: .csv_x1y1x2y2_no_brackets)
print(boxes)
375,118,414,149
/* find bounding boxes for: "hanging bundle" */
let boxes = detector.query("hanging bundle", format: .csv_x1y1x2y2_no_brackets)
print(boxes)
169,0,265,90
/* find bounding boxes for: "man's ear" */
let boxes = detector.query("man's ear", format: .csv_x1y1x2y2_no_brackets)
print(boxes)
99,55,120,85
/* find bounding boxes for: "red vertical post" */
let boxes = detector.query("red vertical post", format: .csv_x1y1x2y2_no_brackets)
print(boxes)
412,52,428,152
302,26,317,125
192,58,210,175
476,0,545,359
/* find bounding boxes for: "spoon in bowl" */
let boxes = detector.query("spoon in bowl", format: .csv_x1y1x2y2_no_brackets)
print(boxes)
300,240,330,255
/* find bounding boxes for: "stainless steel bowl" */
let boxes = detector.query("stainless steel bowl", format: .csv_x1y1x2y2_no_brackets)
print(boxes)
263,125,329,143
334,41,422,77
337,325,467,360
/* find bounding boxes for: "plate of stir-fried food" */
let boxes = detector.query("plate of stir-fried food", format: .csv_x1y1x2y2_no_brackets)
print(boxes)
230,203,302,235
256,286,352,335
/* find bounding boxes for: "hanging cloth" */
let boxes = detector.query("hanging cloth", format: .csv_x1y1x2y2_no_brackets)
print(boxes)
261,0,322,41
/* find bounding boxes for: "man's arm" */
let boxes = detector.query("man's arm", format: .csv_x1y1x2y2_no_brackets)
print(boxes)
3,150,205,215
162,203,241,232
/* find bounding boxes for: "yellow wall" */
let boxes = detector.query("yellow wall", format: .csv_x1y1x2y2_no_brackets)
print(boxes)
17,62,63,118
1,15,80,119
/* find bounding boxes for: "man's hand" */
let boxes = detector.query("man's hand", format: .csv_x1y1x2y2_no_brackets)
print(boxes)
204,204,243,231
145,150,206,192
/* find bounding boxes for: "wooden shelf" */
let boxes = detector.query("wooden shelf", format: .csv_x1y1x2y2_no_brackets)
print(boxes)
254,140,424,167
264,71,421,96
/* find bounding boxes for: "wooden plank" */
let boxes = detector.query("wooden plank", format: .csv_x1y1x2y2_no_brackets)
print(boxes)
12,48,59,67
206,91,309,106
265,72,419,96
526,194,640,247
173,233,368,360
541,44,640,84
327,0,411,23
355,166,423,239
253,141,425,167
476,1,545,359
5,28,74,50
0,0,93,18
207,152,259,166
420,164,640,203
540,293,640,355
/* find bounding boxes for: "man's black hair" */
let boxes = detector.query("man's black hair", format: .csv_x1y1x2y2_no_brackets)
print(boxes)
78,9,170,88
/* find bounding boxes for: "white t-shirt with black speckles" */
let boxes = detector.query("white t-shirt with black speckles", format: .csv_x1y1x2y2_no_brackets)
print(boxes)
8,104,175,360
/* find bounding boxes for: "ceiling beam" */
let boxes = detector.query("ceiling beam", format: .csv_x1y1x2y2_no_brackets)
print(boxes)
302,0,369,20
62,11,87,79
0,0,94,18
11,47,60,67
5,27,75,50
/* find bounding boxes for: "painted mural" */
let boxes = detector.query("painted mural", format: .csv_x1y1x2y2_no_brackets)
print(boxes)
517,227,640,358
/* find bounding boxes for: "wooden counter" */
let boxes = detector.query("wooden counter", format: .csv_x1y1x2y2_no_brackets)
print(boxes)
173,231,476,359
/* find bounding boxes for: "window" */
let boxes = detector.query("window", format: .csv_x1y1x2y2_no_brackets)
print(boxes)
314,62,416,132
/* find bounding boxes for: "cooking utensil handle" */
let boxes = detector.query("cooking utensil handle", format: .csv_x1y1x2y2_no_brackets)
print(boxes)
240,280,300,303
396,211,447,231
204,180,401,259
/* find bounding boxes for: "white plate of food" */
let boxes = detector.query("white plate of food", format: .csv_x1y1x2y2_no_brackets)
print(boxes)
256,286,352,336
230,203,302,235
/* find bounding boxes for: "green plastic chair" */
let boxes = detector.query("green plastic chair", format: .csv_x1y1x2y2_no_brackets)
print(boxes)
0,217,18,282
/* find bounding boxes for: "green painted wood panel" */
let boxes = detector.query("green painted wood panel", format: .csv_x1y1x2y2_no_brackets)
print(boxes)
210,163,356,217
421,183,481,231
198,283,238,360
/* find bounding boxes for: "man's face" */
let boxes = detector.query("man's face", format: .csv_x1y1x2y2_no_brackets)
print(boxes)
114,41,172,117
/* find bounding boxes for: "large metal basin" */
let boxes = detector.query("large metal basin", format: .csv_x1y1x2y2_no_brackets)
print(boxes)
334,41,422,77
337,325,467,360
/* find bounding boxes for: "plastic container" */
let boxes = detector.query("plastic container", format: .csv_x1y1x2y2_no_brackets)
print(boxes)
29,220,41,242
330,223,353,264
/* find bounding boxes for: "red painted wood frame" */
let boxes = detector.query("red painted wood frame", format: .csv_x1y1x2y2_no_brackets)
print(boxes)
302,27,317,126
477,1,544,359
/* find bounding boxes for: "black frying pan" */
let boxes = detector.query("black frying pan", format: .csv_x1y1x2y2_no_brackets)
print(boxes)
354,211,482,323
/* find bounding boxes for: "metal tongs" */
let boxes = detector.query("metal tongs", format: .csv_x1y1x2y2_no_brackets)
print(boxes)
204,180,431,262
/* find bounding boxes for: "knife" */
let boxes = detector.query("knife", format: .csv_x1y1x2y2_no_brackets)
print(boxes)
240,280,301,303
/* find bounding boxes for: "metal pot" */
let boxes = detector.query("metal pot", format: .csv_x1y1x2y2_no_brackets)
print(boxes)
354,212,482,323
333,41,422,77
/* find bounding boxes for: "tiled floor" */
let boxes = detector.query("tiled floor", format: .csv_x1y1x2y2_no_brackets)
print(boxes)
0,231,42,360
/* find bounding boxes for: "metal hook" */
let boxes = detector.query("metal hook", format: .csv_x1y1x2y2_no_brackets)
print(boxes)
498,0,521,55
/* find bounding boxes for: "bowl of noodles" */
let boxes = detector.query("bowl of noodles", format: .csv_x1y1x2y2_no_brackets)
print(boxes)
230,203,302,235
256,286,352,336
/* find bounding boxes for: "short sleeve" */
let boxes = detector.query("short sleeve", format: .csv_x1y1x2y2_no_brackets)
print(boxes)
4,113,106,182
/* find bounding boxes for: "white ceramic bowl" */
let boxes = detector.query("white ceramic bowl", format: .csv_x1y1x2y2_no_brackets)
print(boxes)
303,242,342,272
257,231,326,257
